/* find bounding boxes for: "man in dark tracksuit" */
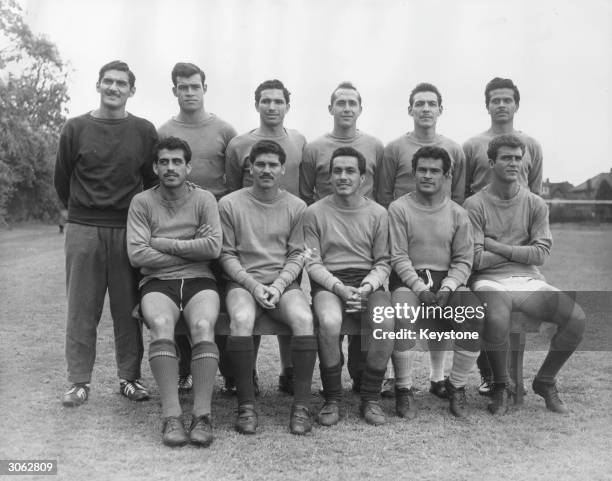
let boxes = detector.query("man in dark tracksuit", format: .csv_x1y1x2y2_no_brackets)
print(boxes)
54,60,158,407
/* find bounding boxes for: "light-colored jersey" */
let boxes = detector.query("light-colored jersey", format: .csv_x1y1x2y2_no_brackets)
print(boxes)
127,185,222,287
303,196,390,291
463,186,551,282
158,114,237,198
225,128,306,196
463,130,543,198
218,188,306,294
388,193,473,293
377,132,466,208
299,131,383,205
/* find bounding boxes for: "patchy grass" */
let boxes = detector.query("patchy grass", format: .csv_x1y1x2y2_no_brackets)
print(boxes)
1,223,611,481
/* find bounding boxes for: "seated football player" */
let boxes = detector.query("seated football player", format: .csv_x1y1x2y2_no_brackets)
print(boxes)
218,139,317,435
464,134,585,415
303,147,394,426
127,136,222,447
388,146,483,419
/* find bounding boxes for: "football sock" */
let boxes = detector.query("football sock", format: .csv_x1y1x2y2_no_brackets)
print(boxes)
385,360,395,379
290,335,317,405
477,351,494,379
428,349,446,382
360,366,386,402
448,349,479,388
176,333,192,377
535,336,577,384
149,339,181,418
320,362,343,402
484,346,509,385
253,335,261,365
347,335,366,385
226,336,255,405
191,341,219,417
392,350,415,390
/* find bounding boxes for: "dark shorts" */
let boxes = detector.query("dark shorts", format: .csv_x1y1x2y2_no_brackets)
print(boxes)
390,269,448,292
310,268,377,298
224,280,301,298
141,277,218,311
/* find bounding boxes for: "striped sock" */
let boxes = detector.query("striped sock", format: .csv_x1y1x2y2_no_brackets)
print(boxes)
149,339,181,418
191,341,219,417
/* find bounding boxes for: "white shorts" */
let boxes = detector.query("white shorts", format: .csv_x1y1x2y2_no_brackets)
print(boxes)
472,276,559,307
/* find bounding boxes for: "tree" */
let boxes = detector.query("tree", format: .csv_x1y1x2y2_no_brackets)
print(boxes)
0,0,69,223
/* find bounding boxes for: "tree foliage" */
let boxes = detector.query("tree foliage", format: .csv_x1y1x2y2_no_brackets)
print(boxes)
0,0,69,223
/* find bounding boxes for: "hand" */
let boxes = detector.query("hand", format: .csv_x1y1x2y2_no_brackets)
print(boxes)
195,224,213,238
484,237,500,252
267,285,282,307
185,180,203,190
418,289,437,306
149,237,161,250
253,284,275,309
435,287,452,307
359,283,373,298
344,286,364,312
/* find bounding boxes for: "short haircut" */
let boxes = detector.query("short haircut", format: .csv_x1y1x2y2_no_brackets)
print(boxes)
409,82,442,107
171,62,206,87
153,136,192,164
98,60,135,88
255,79,291,104
330,81,362,106
329,147,366,175
487,134,526,161
485,77,520,107
411,146,452,174
249,140,286,165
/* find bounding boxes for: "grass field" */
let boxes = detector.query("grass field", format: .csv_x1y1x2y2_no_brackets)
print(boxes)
1,223,611,481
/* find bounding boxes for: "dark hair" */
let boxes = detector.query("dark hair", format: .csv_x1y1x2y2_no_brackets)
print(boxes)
330,81,362,106
153,136,192,164
485,77,520,107
98,60,135,88
249,140,286,165
411,146,452,174
171,62,206,87
255,79,291,104
329,147,366,175
487,134,526,161
409,82,442,107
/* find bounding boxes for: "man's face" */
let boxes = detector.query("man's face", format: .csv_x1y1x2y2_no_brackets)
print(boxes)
96,70,134,110
173,74,206,113
487,88,518,123
408,91,442,129
414,157,447,196
490,146,523,183
250,152,285,189
256,89,289,128
153,148,191,188
330,156,363,197
328,88,362,129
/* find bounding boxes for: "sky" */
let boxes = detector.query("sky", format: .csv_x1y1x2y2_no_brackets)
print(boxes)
16,0,612,185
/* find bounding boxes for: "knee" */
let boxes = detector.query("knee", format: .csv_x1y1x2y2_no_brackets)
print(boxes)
230,310,255,336
289,309,314,336
462,310,484,334
147,315,174,336
560,305,586,344
317,312,342,336
189,317,216,341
